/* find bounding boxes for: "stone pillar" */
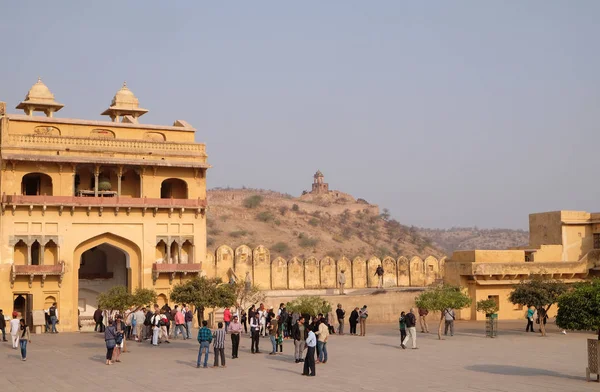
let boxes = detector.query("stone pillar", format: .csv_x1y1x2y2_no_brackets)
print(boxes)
117,166,123,196
27,243,32,265
191,244,195,264
94,165,100,197
72,164,77,196
166,242,171,264
139,168,144,198
178,244,182,265
40,244,45,265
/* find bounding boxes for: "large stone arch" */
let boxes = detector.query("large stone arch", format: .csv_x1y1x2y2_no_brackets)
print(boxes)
367,256,382,288
72,232,142,332
409,256,425,287
397,256,410,286
271,257,288,289
320,256,336,288
337,256,352,288
288,257,304,289
234,244,252,283
252,245,271,289
352,256,367,288
424,256,439,286
304,257,320,289
215,245,234,283
382,256,397,287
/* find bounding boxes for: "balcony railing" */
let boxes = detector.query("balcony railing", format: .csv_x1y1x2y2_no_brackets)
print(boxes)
2,194,207,208
7,134,206,155
11,262,65,288
152,262,202,284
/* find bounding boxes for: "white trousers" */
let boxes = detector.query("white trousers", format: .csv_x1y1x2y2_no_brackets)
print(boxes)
403,327,417,348
11,334,19,349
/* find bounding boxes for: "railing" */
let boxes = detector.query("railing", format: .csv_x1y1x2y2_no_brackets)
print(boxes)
152,262,202,284
13,264,63,274
7,134,206,154
3,194,207,208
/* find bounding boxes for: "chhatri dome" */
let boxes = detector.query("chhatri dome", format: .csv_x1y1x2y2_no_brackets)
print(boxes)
16,77,64,117
101,82,148,123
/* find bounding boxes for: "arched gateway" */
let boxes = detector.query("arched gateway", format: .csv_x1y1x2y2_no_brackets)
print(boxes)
73,233,142,330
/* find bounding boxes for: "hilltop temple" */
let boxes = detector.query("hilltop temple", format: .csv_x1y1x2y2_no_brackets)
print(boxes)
445,210,600,320
0,79,209,331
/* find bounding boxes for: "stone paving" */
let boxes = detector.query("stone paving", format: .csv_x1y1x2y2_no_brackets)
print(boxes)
0,320,597,392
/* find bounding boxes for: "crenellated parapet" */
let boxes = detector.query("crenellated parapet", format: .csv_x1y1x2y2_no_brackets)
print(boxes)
206,244,444,290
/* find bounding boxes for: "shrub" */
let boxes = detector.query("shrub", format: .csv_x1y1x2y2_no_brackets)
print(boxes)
243,195,264,209
299,236,319,248
292,204,299,212
219,215,229,222
279,206,288,216
207,237,215,247
208,228,222,236
274,219,281,226
229,230,248,238
332,235,344,243
272,242,289,254
308,218,319,227
256,211,275,222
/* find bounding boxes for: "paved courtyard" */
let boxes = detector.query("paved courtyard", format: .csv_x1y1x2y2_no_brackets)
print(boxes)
1,320,597,392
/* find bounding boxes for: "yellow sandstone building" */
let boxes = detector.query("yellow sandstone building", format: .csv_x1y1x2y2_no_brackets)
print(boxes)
0,79,208,331
445,210,600,320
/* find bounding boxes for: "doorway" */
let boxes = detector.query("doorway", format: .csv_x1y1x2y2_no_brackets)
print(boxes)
13,293,33,329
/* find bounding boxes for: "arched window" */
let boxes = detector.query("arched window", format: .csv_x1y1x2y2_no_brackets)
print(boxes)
13,240,27,265
182,240,193,264
155,240,167,263
170,241,180,264
22,173,53,196
31,240,41,265
45,240,58,265
160,178,188,199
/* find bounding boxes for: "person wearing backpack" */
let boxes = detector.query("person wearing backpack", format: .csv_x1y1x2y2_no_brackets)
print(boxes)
48,303,59,333
359,305,368,336
444,308,456,336
104,319,117,365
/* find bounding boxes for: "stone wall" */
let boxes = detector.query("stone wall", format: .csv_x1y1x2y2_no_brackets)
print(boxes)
207,244,445,289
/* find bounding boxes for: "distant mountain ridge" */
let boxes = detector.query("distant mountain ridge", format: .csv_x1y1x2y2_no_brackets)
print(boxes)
416,227,529,256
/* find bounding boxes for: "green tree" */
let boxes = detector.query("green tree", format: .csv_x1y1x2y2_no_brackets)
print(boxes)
286,295,331,318
415,284,472,340
170,277,236,324
508,278,568,336
243,195,263,209
97,286,157,320
556,279,600,339
476,299,499,316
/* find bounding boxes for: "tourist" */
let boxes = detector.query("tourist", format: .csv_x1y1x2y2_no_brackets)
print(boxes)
151,309,161,346
104,319,117,365
399,311,407,349
418,307,429,333
223,306,232,333
10,311,20,349
18,319,31,361
338,269,346,295
159,310,170,343
375,265,384,289
184,306,194,339
161,303,172,336
230,314,242,358
537,308,548,332
48,302,59,333
336,304,345,335
144,307,154,340
269,315,279,354
93,307,104,332
113,315,125,361
525,306,535,332
169,305,178,338
0,309,6,342
134,307,145,342
405,308,418,349
444,308,455,336
213,322,226,368
302,326,317,376
316,315,329,364
326,304,336,334
349,307,359,335
359,305,368,336
293,316,306,363
259,304,267,337
174,306,186,339
248,305,256,324
250,311,260,354
125,309,134,340
277,320,284,353
278,303,288,338
240,309,247,334
286,310,294,339
197,320,212,368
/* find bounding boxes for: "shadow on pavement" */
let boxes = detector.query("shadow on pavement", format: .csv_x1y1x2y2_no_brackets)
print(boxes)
465,364,584,381
175,359,197,368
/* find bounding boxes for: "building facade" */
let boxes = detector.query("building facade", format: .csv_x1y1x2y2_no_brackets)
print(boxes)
0,80,208,331
445,210,600,320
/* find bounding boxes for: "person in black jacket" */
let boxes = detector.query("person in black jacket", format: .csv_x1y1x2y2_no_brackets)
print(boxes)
93,308,104,332
0,309,6,342
405,308,418,349
144,309,154,340
349,307,359,335
292,316,307,363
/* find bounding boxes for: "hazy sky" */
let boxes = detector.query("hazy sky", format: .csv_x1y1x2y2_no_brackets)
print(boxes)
1,2,598,229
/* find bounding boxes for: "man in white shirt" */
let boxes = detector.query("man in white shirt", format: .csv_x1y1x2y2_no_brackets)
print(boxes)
302,329,317,376
9,312,21,349
250,313,260,354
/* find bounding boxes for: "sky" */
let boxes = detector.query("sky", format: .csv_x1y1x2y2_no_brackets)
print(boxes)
1,1,598,229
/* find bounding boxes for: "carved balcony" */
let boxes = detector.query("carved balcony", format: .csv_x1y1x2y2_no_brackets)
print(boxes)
152,262,202,284
11,262,65,288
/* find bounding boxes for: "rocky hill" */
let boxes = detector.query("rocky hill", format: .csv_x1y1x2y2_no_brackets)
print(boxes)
416,227,529,256
206,188,444,260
